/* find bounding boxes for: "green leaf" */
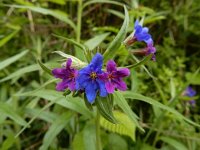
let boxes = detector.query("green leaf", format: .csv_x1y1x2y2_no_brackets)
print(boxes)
123,91,200,127
105,9,124,19
125,54,153,69
83,123,96,150
46,0,66,5
0,102,27,126
103,6,129,61
15,100,56,138
186,72,200,85
1,133,16,150
53,34,86,51
84,33,110,50
83,0,124,9
17,89,93,118
0,50,28,70
100,111,136,141
0,30,20,47
96,96,117,124
26,108,58,123
113,91,144,132
39,112,72,150
105,134,128,150
160,136,188,150
38,60,52,75
7,5,76,32
72,132,85,150
0,64,39,83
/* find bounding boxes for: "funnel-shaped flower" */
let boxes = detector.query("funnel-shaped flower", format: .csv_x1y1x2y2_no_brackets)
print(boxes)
133,20,153,44
52,58,78,91
77,53,107,103
100,60,130,93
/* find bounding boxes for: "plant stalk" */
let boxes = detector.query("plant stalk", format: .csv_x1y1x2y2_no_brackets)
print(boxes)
96,110,102,150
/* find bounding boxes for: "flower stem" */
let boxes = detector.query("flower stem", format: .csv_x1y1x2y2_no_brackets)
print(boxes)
96,109,102,150
76,0,82,43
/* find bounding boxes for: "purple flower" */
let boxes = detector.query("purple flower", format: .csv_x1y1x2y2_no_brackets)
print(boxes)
133,20,153,45
52,58,78,91
145,43,156,61
76,53,107,103
99,60,130,93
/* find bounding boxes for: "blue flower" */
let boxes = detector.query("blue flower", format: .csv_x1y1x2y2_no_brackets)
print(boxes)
134,20,153,45
184,86,197,106
185,86,196,97
76,53,107,103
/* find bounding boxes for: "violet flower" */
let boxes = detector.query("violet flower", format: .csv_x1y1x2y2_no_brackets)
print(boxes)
145,43,156,61
99,60,130,93
76,53,107,103
52,58,78,91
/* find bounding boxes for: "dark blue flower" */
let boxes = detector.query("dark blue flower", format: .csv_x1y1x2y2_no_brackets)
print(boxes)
76,53,107,103
133,20,153,45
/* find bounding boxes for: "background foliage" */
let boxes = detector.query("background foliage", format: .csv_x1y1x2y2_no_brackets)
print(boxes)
0,0,200,149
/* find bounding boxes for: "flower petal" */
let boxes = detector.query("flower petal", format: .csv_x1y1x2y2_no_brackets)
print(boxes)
52,68,66,79
116,68,130,77
66,58,72,69
90,53,103,71
85,83,97,103
68,81,76,91
98,73,108,81
56,80,68,91
97,79,107,97
115,79,127,91
105,81,115,93
106,60,117,72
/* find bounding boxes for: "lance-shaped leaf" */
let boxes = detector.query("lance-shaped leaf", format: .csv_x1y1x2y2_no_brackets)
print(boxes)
114,91,144,132
103,6,129,61
96,96,117,124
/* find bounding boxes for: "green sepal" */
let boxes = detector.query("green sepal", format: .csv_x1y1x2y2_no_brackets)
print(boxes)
63,89,71,97
72,91,80,97
95,95,117,124
37,60,52,75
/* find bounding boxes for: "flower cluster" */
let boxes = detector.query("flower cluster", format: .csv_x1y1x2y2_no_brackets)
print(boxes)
52,53,130,103
183,86,196,106
125,20,156,61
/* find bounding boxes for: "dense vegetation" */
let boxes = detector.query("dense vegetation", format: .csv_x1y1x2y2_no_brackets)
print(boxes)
0,0,200,149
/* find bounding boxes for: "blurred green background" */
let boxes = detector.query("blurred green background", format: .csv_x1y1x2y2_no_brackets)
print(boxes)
0,0,200,149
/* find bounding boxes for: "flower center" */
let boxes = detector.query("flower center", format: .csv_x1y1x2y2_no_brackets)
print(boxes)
90,72,97,80
69,73,75,79
108,73,114,79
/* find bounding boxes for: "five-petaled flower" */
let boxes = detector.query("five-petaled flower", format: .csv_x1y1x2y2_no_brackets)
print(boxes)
76,53,107,103
52,58,78,91
99,60,130,94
